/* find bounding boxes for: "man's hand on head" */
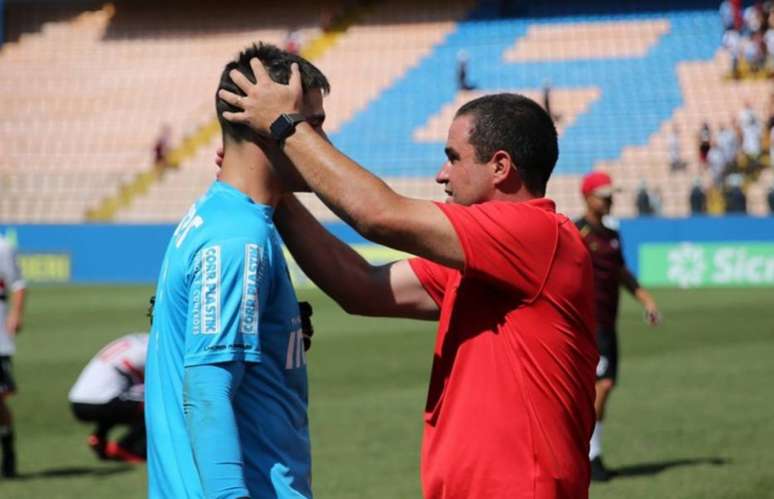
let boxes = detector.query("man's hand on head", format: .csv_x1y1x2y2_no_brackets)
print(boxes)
218,59,303,136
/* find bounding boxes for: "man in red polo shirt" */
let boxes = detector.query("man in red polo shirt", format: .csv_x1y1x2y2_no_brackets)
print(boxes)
575,171,661,482
218,61,598,498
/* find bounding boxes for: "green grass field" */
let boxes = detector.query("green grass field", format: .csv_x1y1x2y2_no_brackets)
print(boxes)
1,285,772,498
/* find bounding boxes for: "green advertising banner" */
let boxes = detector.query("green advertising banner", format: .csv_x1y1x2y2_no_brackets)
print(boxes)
640,242,774,288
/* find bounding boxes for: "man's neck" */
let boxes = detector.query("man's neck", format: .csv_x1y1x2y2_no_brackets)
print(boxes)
491,187,541,204
218,143,280,207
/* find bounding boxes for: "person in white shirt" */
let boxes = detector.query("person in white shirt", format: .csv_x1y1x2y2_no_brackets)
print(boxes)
0,236,26,478
68,333,148,463
708,142,728,185
668,124,687,171
722,29,742,78
744,5,763,33
741,109,762,161
717,122,739,167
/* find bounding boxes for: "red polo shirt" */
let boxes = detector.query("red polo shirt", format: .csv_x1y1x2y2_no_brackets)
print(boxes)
409,198,597,499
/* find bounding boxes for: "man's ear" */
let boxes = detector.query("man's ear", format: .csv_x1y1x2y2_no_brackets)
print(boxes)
490,150,515,186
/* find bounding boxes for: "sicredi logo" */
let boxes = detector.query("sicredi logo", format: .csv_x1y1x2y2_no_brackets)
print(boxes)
641,242,774,288
666,244,706,288
201,245,221,334
712,247,774,284
240,244,260,335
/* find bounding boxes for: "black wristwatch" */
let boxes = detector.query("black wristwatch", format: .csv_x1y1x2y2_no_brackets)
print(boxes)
269,113,306,144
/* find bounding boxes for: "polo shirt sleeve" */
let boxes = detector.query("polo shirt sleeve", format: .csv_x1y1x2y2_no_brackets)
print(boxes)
613,230,627,266
408,257,452,308
437,201,559,300
183,237,265,367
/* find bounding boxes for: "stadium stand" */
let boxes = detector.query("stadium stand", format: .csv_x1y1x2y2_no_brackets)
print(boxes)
1,0,772,223
115,0,473,222
0,0,335,222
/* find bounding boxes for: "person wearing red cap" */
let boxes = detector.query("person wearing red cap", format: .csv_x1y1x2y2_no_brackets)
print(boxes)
220,70,598,498
575,171,661,481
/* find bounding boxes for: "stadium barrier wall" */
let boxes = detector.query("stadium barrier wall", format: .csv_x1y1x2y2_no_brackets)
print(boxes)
2,216,774,288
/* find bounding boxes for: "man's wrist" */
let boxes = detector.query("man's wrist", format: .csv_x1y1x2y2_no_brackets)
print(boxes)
282,121,313,148
269,113,305,144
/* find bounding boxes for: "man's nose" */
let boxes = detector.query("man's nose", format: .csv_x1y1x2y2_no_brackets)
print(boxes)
435,162,450,183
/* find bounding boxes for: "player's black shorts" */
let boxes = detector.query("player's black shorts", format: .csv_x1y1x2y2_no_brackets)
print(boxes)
595,327,618,382
0,356,17,395
71,397,144,426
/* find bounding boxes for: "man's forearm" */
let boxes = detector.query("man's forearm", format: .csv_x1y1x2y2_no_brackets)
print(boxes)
10,289,24,320
276,195,383,315
634,287,656,307
283,123,405,243
620,268,640,295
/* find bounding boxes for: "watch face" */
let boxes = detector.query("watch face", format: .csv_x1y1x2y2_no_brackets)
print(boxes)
270,114,305,142
270,115,293,141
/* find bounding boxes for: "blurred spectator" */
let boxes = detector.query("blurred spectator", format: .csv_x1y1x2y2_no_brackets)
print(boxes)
667,124,687,171
722,29,742,78
635,181,655,216
724,173,747,213
690,178,707,214
456,50,476,91
650,187,663,215
744,3,763,33
767,183,774,212
320,6,335,31
765,27,774,67
717,122,739,167
720,0,735,31
708,141,727,185
769,125,774,167
283,29,302,55
741,105,762,164
740,101,755,125
153,124,171,168
743,31,765,72
698,122,712,166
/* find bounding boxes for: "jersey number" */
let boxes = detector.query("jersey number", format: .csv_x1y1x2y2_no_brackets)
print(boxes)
174,206,204,248
285,329,306,370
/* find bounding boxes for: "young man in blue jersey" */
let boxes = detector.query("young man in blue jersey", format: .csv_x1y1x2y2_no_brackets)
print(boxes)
145,43,329,499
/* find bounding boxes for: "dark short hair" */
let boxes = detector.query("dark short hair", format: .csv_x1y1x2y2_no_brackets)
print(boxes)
455,93,558,196
216,42,330,143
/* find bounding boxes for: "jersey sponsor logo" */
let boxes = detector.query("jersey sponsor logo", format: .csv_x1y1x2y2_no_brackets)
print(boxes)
201,246,221,335
191,258,203,335
240,244,261,335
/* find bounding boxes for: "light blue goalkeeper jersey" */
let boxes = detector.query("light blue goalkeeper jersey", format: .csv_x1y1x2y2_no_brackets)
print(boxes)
146,181,311,498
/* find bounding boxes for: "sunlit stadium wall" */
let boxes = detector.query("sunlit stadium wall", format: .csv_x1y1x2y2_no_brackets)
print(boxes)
3,217,774,288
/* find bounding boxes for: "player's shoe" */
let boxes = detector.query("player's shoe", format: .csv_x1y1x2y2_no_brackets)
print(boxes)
105,441,145,464
87,434,109,460
590,456,611,482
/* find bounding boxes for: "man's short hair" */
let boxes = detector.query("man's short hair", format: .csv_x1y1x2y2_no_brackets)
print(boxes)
455,93,558,197
216,42,330,143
